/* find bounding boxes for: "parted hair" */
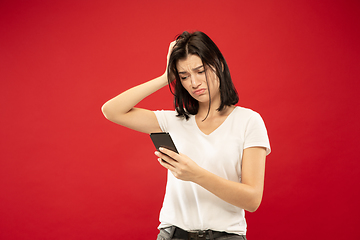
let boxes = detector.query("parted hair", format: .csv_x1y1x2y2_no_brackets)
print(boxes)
167,31,239,120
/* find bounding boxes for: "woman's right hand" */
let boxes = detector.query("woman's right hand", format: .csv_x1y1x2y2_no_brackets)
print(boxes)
165,40,177,82
102,41,178,134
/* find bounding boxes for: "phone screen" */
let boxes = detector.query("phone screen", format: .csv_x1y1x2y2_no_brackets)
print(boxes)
150,132,178,153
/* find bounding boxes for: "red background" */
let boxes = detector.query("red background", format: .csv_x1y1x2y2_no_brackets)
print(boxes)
1,0,359,239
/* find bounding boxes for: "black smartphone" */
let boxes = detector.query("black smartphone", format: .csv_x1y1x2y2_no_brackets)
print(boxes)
150,132,178,154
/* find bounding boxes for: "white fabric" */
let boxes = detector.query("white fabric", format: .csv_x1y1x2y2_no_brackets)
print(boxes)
154,106,270,235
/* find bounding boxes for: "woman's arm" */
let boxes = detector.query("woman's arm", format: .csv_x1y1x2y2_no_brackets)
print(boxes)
101,42,176,134
155,147,267,212
101,75,167,133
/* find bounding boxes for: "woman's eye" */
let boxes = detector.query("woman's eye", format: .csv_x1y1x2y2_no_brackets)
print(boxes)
180,76,188,80
198,70,205,74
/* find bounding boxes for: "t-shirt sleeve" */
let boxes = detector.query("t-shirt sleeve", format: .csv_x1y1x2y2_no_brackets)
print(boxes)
244,112,271,155
153,110,168,132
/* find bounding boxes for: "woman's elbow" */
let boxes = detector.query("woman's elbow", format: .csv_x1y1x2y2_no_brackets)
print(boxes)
244,194,263,212
101,102,113,120
246,201,261,213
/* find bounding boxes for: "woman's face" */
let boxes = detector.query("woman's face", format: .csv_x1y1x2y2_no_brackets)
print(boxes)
176,54,220,104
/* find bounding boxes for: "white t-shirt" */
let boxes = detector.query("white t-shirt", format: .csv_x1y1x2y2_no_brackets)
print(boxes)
154,106,271,235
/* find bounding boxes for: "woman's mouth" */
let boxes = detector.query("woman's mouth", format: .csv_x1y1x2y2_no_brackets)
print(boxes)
193,88,206,95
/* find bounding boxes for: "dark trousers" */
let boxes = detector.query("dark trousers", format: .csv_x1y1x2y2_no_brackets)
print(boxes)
156,226,247,240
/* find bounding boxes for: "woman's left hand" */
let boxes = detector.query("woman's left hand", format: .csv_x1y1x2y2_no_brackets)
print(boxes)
155,147,203,182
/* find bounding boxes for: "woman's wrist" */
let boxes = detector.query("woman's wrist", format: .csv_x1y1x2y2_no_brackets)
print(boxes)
159,72,169,86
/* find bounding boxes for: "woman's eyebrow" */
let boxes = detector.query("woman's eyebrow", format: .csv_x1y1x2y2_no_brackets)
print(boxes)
193,65,204,71
178,65,204,74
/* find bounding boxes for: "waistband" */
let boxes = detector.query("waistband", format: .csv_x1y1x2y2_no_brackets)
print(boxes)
163,226,239,240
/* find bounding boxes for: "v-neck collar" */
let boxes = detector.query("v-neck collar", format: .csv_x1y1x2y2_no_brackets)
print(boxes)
192,106,238,136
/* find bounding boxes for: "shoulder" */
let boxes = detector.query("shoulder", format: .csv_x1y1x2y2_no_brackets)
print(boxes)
232,106,268,131
154,109,188,124
154,110,191,132
154,110,179,120
233,106,262,119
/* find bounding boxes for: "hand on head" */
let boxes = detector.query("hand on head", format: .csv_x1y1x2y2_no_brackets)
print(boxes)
165,40,177,82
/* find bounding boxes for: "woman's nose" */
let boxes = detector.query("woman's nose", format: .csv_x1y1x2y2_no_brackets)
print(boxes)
190,75,201,88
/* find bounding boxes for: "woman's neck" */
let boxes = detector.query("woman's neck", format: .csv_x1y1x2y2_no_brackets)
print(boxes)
197,102,235,120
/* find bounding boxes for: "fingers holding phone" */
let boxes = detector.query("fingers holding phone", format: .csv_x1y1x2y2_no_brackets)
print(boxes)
156,148,203,182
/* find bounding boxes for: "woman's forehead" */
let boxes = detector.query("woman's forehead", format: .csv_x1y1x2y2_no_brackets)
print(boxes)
176,54,203,72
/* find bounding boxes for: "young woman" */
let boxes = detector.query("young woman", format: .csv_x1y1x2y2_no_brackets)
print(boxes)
102,31,270,240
